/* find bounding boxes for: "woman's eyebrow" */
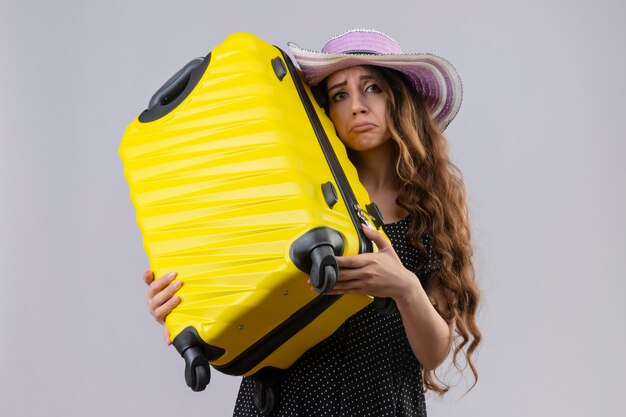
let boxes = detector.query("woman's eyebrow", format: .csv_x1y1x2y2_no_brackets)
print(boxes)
327,80,347,93
328,76,376,93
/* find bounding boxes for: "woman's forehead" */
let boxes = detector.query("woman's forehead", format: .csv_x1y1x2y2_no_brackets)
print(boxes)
326,65,379,84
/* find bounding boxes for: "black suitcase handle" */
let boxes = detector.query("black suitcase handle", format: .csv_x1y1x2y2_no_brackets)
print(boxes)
138,55,210,122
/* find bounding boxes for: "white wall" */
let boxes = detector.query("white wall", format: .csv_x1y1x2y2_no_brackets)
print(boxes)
1,1,624,416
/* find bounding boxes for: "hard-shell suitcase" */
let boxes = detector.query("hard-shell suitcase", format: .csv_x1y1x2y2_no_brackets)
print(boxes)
120,32,389,410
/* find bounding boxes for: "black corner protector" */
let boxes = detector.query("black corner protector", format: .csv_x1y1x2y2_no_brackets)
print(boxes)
289,227,345,273
172,326,225,361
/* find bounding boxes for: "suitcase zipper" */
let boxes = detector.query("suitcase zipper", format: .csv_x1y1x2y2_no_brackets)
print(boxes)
212,294,340,376
278,49,374,254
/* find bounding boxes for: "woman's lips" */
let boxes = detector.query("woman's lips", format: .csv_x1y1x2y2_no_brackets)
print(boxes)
350,123,377,132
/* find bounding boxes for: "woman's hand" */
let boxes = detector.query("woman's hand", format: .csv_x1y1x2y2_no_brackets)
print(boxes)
331,226,453,369
328,225,419,300
142,270,183,345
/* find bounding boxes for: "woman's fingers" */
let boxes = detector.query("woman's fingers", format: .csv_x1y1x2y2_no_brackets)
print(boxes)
336,253,373,269
146,272,177,300
331,239,408,298
361,224,391,251
149,271,177,291
327,279,364,294
144,271,183,323
152,293,181,323
148,280,182,314
142,269,180,345
149,279,182,306
142,269,155,285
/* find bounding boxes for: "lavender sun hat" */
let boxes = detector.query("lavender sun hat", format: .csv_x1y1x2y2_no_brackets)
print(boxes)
288,29,463,131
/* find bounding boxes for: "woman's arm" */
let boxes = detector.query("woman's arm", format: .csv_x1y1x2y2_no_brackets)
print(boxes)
394,274,454,370
331,225,453,370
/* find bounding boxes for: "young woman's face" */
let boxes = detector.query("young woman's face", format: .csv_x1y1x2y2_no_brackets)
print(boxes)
325,66,390,152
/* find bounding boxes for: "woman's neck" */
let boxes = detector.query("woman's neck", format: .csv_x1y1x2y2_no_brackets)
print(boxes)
348,141,400,193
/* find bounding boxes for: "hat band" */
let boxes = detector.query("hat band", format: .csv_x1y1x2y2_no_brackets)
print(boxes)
344,50,379,55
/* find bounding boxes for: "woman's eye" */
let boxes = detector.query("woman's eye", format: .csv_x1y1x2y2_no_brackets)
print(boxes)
365,84,382,93
331,91,348,102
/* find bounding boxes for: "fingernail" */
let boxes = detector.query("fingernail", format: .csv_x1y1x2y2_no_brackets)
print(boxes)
173,280,182,288
167,272,177,280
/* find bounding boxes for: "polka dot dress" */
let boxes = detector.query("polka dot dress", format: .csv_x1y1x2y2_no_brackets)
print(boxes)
233,217,438,416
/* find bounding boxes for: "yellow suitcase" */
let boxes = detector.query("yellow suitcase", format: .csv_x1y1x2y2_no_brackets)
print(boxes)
119,32,389,407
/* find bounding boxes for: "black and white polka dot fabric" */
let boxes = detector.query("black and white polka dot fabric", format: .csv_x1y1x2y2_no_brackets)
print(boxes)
233,217,438,416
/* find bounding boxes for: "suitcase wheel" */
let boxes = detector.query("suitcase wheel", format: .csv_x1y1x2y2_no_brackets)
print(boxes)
253,382,276,414
316,264,337,293
190,364,210,392
181,346,211,391
309,245,338,293
373,297,398,315
290,227,344,293
174,327,226,392
252,368,282,414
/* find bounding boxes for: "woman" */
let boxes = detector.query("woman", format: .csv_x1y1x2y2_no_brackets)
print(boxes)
144,29,481,416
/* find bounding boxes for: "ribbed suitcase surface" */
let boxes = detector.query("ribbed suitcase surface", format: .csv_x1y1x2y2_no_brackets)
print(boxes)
120,32,382,384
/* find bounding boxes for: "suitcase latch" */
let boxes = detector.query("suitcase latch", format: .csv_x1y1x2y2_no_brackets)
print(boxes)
354,204,376,230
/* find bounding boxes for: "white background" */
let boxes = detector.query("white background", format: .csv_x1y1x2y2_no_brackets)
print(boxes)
1,0,625,416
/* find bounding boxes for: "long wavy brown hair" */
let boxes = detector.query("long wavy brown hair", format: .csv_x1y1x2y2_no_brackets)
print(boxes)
318,65,482,394
373,66,481,394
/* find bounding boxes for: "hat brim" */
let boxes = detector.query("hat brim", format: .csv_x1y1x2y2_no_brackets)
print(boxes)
288,42,462,131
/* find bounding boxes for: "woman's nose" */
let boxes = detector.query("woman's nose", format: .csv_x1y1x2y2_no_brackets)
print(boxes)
350,94,367,115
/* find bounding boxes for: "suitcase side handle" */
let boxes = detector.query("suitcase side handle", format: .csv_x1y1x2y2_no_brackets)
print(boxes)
138,54,211,123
